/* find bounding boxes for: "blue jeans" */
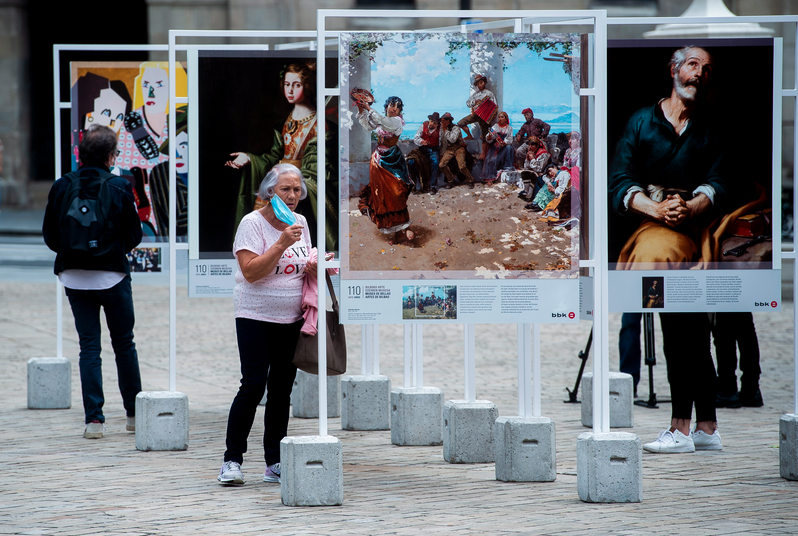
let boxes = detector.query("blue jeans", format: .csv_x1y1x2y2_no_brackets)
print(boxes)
619,313,642,390
65,276,141,424
422,147,441,189
407,147,441,191
224,317,301,466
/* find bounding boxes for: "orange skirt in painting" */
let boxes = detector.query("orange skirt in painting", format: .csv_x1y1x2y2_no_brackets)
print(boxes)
358,148,412,234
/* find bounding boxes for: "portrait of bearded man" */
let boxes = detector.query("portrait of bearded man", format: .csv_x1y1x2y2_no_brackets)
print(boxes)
607,43,772,270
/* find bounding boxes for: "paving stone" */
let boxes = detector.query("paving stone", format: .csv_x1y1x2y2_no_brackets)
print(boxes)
0,280,797,533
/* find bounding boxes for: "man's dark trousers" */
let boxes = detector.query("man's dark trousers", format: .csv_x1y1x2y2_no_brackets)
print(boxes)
65,276,141,424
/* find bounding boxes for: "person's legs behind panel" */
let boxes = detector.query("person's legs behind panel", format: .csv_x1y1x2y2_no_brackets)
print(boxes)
644,313,719,453
619,313,642,397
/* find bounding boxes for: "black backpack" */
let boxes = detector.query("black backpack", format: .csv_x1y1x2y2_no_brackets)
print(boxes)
59,168,116,256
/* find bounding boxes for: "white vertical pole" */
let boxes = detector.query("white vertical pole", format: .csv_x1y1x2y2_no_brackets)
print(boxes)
365,325,374,375
167,32,178,393
373,324,380,376
793,23,798,416
411,324,420,387
531,323,540,418
413,324,423,388
516,323,525,417
53,46,63,360
404,324,412,388
361,324,369,375
464,324,476,401
316,15,329,437
56,281,63,358
592,12,610,433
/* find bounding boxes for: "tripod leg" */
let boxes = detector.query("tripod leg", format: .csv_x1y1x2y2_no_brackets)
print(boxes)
565,327,592,403
636,312,671,408
635,313,659,408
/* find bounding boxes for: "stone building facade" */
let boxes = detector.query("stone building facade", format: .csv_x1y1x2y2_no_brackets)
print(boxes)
0,0,795,207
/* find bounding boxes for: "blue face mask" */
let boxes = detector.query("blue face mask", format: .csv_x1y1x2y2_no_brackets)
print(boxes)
270,195,296,226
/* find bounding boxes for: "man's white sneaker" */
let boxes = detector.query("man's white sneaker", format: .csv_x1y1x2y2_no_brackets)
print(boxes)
643,429,695,453
83,421,105,439
217,461,245,485
692,430,722,451
126,416,135,432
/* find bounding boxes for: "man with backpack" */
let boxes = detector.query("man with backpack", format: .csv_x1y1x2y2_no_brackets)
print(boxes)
43,124,143,439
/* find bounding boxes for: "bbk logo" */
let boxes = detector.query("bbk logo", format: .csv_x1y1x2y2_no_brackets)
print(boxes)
568,312,576,319
754,301,777,307
552,313,567,318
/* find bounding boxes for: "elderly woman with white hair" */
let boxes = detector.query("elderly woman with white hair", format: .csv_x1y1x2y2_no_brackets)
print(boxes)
217,163,317,486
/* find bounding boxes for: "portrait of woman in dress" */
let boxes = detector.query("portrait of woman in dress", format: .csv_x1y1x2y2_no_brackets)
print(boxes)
226,61,338,251
354,94,415,244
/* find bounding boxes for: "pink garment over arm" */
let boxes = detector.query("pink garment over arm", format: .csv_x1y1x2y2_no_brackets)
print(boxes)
300,249,339,335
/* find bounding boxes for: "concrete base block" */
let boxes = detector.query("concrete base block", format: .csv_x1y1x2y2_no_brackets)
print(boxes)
292,370,341,418
443,400,498,463
135,391,189,451
581,372,634,428
390,387,444,446
577,432,642,503
494,417,556,482
281,435,343,506
780,414,798,480
27,357,71,409
340,375,390,430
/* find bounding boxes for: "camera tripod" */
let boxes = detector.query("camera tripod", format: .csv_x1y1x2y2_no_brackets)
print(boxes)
564,313,669,408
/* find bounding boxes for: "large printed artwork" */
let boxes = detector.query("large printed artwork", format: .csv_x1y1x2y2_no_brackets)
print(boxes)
339,32,582,280
196,51,339,259
607,40,775,271
71,62,188,242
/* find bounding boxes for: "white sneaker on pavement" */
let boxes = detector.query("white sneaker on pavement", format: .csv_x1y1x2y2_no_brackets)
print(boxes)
218,461,245,485
692,429,722,451
263,462,281,483
643,429,695,453
83,421,105,439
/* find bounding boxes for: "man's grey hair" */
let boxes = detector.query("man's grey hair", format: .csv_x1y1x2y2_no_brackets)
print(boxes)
668,46,710,76
79,124,118,166
257,163,308,200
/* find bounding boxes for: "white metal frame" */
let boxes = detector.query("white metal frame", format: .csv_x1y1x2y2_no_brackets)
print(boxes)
603,14,798,416
51,44,169,363
169,31,322,393
319,9,608,429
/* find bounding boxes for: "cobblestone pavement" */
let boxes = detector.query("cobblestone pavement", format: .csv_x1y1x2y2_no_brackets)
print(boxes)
2,276,798,535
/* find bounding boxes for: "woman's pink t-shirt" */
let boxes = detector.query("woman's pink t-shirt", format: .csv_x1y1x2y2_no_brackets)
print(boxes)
233,211,311,324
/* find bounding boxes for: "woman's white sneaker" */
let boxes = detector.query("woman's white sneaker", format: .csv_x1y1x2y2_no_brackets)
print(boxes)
692,430,723,451
218,461,245,485
643,429,695,453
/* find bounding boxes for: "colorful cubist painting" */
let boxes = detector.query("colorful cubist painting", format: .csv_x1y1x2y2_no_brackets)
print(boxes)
70,62,188,242
339,32,582,280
